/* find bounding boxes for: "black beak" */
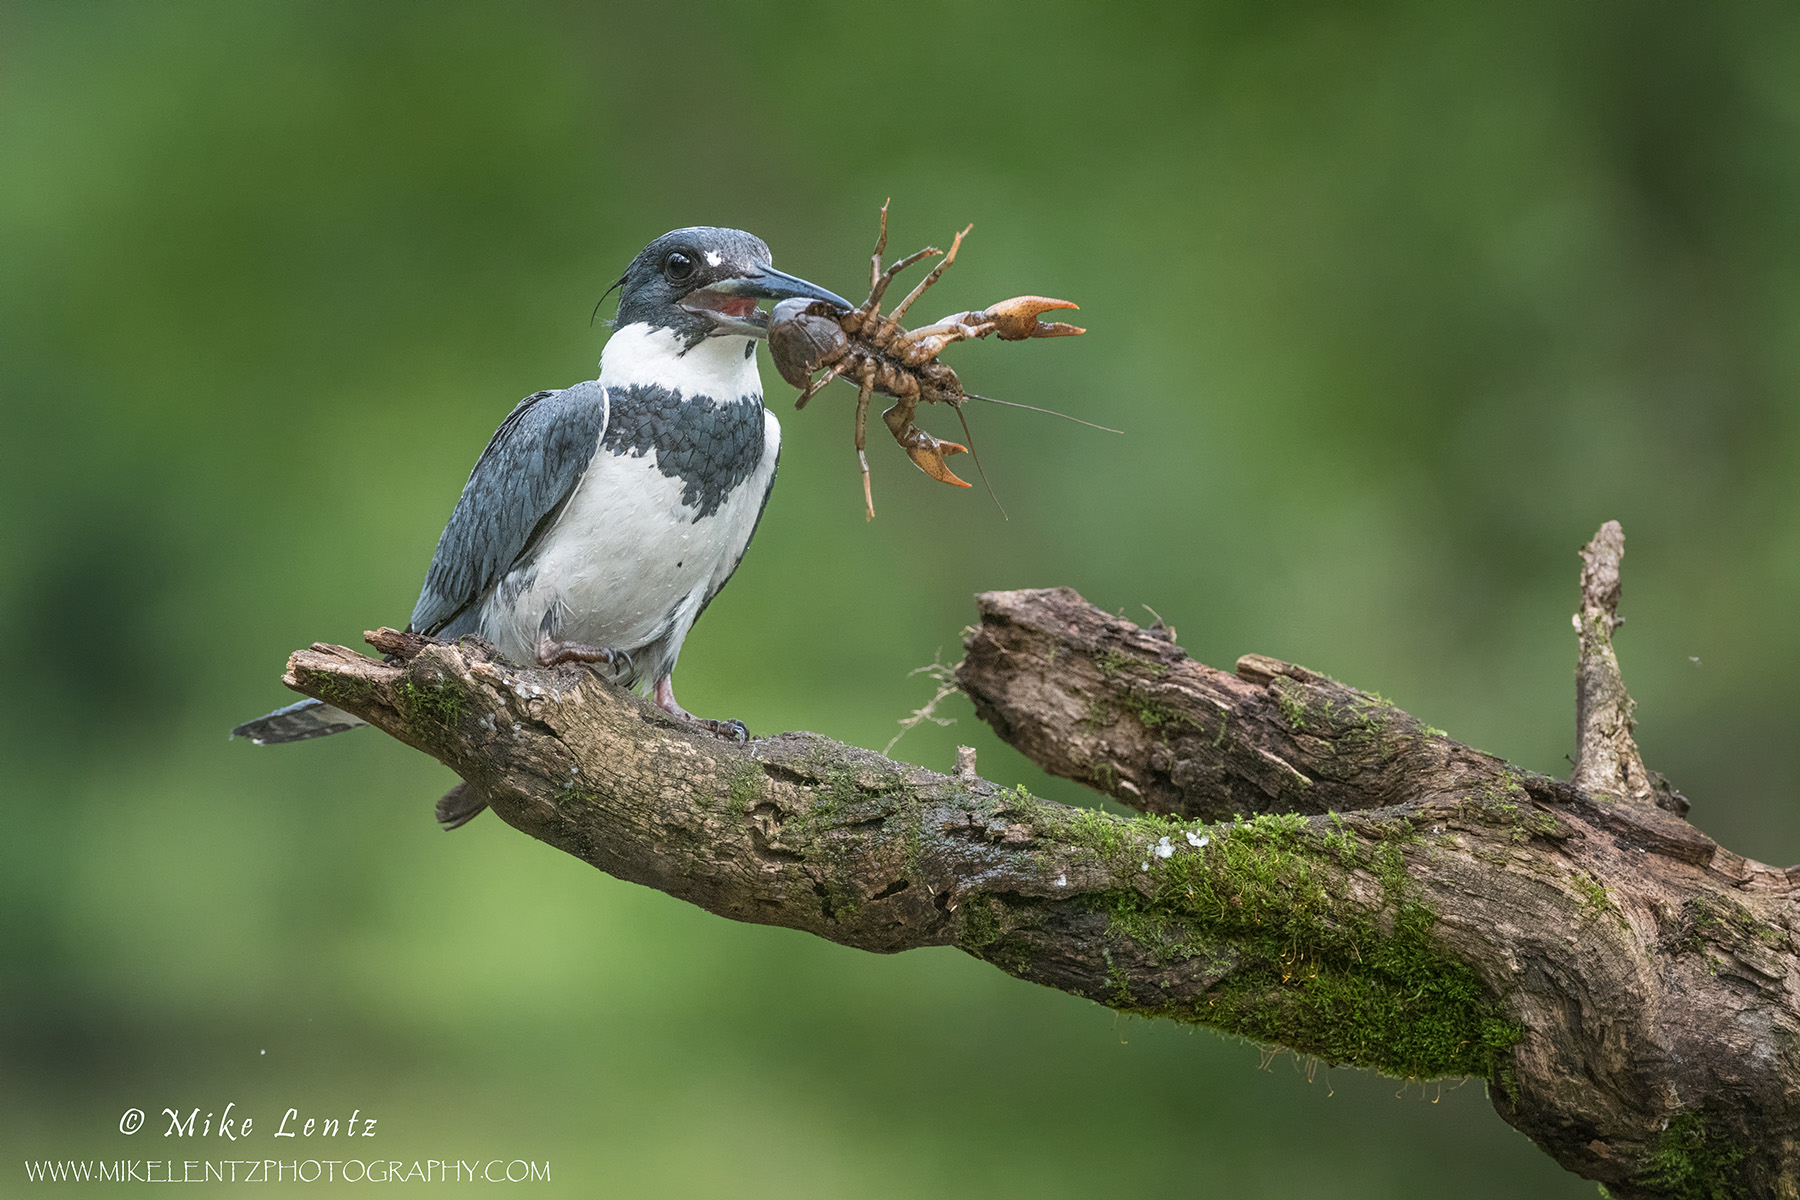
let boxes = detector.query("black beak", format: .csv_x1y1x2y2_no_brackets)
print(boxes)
681,265,851,338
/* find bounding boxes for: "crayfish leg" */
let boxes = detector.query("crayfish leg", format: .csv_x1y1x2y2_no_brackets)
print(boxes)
883,400,972,489
867,247,941,316
794,360,847,409
854,364,876,521
869,201,889,294
897,320,995,365
889,224,972,323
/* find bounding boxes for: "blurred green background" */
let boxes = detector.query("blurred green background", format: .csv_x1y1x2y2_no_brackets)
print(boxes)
4,2,1797,1195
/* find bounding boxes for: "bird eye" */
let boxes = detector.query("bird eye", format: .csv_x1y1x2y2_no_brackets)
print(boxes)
664,251,695,281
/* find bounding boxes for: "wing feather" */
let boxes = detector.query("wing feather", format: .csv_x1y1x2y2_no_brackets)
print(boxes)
408,381,608,637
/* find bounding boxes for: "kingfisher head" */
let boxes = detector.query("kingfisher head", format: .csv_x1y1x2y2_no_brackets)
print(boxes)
611,227,848,350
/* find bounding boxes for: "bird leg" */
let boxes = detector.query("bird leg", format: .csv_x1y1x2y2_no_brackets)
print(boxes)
535,634,632,676
535,609,632,676
653,675,749,742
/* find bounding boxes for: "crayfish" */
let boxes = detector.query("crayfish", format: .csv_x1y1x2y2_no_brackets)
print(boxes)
767,203,1085,520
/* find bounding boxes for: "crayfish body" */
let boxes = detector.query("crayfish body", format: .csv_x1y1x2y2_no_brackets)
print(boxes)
766,204,1083,520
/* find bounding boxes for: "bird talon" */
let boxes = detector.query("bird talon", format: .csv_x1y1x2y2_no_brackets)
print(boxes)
537,636,630,674
696,717,750,742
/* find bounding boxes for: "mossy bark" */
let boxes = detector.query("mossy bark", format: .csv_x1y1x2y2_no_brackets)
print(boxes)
957,585,1797,1200
276,550,1798,1199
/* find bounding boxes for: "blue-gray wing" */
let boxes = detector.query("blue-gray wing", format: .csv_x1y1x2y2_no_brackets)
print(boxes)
408,381,608,637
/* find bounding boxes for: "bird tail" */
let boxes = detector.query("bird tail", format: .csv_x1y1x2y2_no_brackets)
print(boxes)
435,782,488,830
232,699,486,831
230,698,366,744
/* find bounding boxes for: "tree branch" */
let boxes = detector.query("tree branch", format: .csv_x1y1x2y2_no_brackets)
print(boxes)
276,526,1799,1199
1573,521,1682,812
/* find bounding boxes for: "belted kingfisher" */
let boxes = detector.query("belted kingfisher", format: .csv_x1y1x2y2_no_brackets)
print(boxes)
233,227,849,828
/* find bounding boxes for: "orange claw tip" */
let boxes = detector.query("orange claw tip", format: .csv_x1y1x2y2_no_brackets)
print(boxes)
997,295,1079,311
905,441,973,487
983,295,1087,340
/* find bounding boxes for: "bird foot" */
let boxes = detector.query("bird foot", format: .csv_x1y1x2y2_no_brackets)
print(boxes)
691,717,751,742
654,676,750,742
535,635,632,677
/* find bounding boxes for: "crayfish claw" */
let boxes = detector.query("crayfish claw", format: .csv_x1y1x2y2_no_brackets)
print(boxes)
978,295,1086,340
905,437,972,488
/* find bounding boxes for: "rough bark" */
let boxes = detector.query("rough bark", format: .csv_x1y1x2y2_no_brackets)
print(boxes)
1573,521,1681,813
274,526,1799,1199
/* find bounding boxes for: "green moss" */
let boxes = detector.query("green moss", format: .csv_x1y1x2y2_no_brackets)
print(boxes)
1101,946,1132,1005
955,889,1043,976
1456,772,1561,845
1098,649,1167,679
1005,784,1045,821
1676,895,1788,956
1711,900,1785,950
1571,870,1622,924
1335,698,1391,756
1105,899,1217,965
726,762,765,816
1088,669,1193,738
1274,681,1310,730
394,675,467,729
1059,804,1160,862
1121,693,1185,737
785,767,859,836
1319,812,1357,864
1629,1111,1748,1200
310,673,377,711
1096,649,1131,677
1063,808,1518,1080
769,761,924,923
1080,694,1115,733
958,896,1002,950
1493,1056,1521,1108
901,801,925,882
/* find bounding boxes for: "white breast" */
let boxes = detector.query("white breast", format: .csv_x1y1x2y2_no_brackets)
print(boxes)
597,323,762,399
474,326,779,684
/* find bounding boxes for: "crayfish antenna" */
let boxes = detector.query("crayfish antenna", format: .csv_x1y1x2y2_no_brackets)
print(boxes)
965,393,1123,434
951,401,1008,521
